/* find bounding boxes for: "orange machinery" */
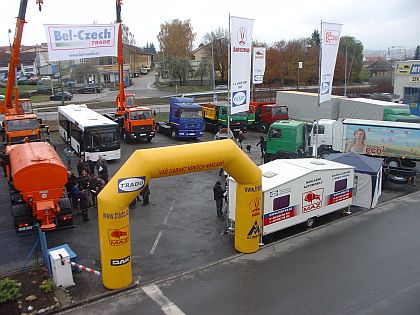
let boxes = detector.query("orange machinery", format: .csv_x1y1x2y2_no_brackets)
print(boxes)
4,142,73,234
108,0,155,143
0,0,48,145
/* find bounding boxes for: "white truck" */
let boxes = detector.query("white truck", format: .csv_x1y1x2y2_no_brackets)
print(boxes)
311,118,420,185
228,158,354,237
276,91,419,122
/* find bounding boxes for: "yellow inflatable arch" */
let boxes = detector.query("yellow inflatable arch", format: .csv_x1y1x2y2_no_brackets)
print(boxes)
97,139,262,289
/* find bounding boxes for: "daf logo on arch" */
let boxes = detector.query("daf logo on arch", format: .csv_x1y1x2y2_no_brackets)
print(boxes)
232,91,247,107
118,176,146,193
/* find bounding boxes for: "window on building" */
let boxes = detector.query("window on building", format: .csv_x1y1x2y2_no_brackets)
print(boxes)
404,87,420,104
103,74,111,84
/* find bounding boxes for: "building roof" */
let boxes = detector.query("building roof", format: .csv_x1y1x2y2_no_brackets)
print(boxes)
368,59,393,72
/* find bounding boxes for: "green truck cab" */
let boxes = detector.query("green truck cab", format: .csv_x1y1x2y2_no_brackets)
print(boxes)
264,120,308,163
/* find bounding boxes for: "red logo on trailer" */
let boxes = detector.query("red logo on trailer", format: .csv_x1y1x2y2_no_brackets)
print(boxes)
302,188,324,213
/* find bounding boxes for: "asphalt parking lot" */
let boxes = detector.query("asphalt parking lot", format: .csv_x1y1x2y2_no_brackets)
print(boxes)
0,128,418,304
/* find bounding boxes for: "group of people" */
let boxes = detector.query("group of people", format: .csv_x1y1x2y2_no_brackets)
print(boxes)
65,155,108,222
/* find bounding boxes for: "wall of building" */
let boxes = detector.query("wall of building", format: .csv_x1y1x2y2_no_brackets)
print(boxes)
394,61,420,115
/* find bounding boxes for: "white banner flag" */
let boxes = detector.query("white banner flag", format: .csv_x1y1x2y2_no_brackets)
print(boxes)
44,24,118,61
230,16,253,114
252,47,266,84
319,22,342,104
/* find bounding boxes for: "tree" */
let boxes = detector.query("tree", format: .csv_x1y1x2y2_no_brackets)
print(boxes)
122,24,136,45
143,42,157,54
336,36,364,83
72,62,98,84
165,57,192,86
202,28,229,83
157,19,196,59
195,59,211,86
311,30,320,46
415,45,420,60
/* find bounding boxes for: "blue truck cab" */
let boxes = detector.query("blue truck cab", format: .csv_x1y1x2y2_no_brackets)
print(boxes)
156,97,204,139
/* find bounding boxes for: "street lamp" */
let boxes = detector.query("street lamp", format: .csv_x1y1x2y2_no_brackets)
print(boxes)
297,43,311,90
211,40,217,103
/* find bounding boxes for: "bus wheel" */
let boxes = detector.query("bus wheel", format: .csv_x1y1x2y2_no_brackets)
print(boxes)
306,217,315,228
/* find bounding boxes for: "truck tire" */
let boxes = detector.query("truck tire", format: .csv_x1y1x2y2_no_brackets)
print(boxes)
385,157,401,167
147,137,152,143
11,203,34,235
57,198,74,228
155,124,161,133
260,122,269,133
306,217,315,228
319,150,331,159
171,130,176,139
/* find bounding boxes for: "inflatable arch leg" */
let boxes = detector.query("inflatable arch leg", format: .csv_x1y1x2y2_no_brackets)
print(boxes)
97,139,262,289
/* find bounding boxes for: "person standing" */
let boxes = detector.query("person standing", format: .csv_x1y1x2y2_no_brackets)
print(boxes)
256,136,266,158
236,130,245,149
96,156,109,183
76,158,86,177
213,181,225,218
86,156,95,176
64,147,73,170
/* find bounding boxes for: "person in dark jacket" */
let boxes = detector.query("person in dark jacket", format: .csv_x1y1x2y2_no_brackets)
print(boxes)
76,158,87,177
96,155,108,183
256,136,266,158
86,156,95,176
213,181,225,217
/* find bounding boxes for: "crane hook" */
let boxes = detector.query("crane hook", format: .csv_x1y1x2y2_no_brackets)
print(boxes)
36,0,43,12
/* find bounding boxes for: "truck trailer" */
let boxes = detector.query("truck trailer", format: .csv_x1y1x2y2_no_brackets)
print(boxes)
228,158,354,237
312,118,420,185
276,91,420,122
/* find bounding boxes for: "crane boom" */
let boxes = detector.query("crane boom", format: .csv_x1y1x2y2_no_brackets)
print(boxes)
115,0,126,116
2,0,43,116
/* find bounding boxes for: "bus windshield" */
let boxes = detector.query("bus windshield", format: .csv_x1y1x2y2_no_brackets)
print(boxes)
130,110,152,120
6,118,38,131
85,127,120,152
180,110,202,119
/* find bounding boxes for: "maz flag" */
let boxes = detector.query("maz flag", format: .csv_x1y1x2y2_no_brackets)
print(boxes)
230,16,253,114
319,21,342,104
252,47,266,84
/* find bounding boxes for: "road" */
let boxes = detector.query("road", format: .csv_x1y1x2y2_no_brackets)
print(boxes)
62,191,420,315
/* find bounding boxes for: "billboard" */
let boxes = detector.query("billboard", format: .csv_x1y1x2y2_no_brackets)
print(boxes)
230,16,253,115
44,24,118,61
344,123,420,160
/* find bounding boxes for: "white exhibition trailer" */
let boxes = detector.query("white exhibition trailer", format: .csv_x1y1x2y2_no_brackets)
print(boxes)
228,158,355,236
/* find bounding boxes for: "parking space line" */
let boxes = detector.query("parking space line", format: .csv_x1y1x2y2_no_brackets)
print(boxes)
150,231,162,255
150,201,175,255
143,284,185,315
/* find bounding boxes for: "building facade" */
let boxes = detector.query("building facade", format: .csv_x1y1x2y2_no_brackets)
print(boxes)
394,60,420,116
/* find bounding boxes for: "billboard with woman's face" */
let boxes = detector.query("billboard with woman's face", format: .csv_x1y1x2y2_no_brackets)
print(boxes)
344,123,420,160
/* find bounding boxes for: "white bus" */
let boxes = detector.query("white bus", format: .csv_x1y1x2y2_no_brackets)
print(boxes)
58,104,121,161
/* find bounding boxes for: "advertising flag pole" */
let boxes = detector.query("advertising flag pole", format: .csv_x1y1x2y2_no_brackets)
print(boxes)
315,20,323,158
227,13,231,134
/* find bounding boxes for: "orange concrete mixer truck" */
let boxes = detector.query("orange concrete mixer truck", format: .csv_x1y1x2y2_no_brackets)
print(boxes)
3,142,73,234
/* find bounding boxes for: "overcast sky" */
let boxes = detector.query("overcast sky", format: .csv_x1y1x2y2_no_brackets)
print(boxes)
1,0,419,53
